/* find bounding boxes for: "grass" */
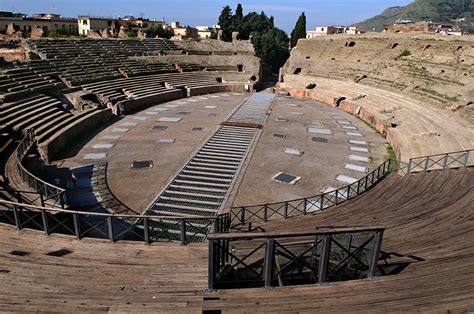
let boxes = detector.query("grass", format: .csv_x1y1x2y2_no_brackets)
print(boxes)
386,144,398,172
419,87,459,102
396,49,412,59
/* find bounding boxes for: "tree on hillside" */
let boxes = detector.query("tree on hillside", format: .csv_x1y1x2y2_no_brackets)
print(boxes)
218,5,234,41
290,12,306,48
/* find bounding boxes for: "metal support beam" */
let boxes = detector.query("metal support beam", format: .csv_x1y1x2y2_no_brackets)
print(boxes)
73,214,81,240
107,217,115,243
263,238,275,289
143,218,150,246
463,151,469,168
318,235,332,284
41,211,49,236
208,239,216,292
180,219,187,246
368,230,384,280
12,205,21,230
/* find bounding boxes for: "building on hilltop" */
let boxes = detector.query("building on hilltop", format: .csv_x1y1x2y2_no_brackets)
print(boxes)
78,16,165,36
196,25,220,40
384,20,462,35
196,26,212,40
0,11,77,34
171,21,199,40
306,26,362,38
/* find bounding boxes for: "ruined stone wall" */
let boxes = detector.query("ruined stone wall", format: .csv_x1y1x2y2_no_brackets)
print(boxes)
0,40,27,62
174,39,255,54
282,33,474,119
138,54,260,82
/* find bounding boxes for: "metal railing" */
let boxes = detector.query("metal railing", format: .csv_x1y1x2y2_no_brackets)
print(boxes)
0,199,230,245
207,226,384,290
398,149,473,174
229,159,392,227
15,130,66,208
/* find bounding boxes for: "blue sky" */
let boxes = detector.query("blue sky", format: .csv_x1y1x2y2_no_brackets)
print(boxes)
2,0,414,33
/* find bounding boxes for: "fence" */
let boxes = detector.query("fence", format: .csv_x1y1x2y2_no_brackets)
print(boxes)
0,199,230,245
15,130,66,208
207,226,384,290
229,159,392,227
398,149,473,174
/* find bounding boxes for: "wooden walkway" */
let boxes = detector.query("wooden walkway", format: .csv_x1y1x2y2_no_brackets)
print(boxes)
0,167,472,312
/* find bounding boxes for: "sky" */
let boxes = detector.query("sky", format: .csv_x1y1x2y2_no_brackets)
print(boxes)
1,0,415,33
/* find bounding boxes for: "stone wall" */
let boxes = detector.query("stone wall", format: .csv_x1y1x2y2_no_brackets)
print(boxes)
138,54,261,82
39,109,113,161
174,39,255,54
282,33,474,121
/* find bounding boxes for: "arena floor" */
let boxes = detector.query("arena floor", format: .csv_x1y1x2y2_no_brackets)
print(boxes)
56,92,387,213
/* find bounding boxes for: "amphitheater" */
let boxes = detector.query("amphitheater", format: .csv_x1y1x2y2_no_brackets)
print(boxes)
0,33,473,312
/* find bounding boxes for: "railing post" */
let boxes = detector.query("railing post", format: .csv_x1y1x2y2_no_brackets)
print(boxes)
424,157,430,172
12,205,21,230
214,217,220,233
368,230,384,280
335,190,339,205
318,234,332,285
60,193,65,209
443,154,449,169
107,216,115,243
180,219,187,246
319,195,324,211
310,235,319,281
143,218,150,246
407,159,412,173
263,205,268,222
41,211,49,236
240,207,246,224
263,238,275,290
208,239,216,292
303,198,307,215
40,194,45,207
73,214,81,240
283,202,288,219
15,191,21,203
463,151,469,168
356,180,361,195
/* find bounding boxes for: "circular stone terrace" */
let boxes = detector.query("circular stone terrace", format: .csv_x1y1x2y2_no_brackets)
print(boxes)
55,91,388,214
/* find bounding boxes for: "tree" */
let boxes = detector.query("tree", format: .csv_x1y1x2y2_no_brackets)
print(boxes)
290,12,306,48
233,3,244,36
216,4,290,74
218,5,233,41
259,28,290,73
235,4,244,24
145,26,172,39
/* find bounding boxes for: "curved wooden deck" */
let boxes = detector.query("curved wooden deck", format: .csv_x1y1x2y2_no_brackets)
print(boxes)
0,167,472,312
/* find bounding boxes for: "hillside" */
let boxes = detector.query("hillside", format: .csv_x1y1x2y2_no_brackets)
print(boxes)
354,0,474,32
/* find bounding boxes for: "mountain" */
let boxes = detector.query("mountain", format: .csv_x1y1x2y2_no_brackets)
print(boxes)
354,0,474,32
